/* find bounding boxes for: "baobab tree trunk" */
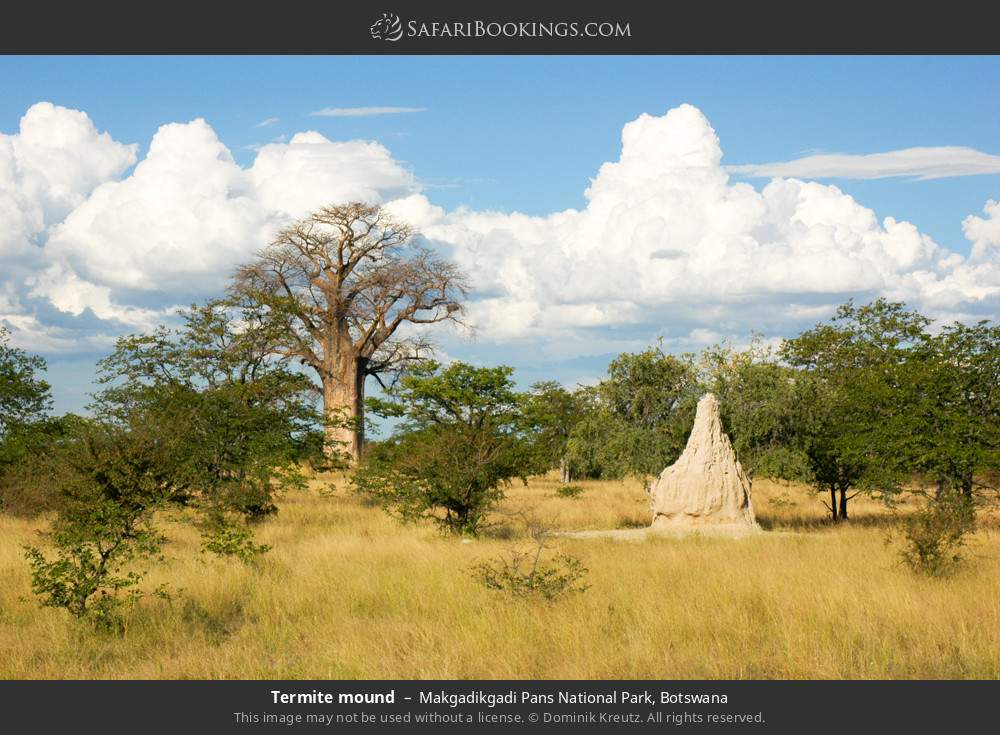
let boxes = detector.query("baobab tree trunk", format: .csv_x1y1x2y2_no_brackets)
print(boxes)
322,355,367,464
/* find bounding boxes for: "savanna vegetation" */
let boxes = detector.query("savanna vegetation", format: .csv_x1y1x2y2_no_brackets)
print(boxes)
1,202,998,678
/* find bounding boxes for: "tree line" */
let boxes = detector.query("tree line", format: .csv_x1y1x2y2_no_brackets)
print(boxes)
1,202,998,624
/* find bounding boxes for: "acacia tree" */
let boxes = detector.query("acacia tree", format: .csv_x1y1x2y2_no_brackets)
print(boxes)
521,381,585,482
356,361,532,535
231,203,468,461
780,299,930,521
566,346,700,482
0,326,51,440
699,338,809,482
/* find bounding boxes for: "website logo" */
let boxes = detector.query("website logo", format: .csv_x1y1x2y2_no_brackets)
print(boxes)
370,13,404,42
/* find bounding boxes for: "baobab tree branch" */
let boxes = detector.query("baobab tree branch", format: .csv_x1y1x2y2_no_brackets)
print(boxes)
228,202,469,462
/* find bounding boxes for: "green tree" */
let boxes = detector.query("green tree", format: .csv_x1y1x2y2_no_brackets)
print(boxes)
781,299,930,521
699,338,809,481
0,326,51,437
520,381,585,482
562,386,612,479
354,361,532,535
896,320,1000,499
566,347,699,482
92,299,319,535
0,326,59,515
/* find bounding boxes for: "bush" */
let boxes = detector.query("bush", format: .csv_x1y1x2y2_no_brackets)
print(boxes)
200,523,270,563
354,424,525,535
471,522,588,601
556,484,585,499
22,422,171,630
899,493,976,577
357,361,534,536
473,548,589,601
24,503,165,632
0,417,74,517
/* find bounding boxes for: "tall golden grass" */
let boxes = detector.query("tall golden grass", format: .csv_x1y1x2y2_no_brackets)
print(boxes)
1,474,998,679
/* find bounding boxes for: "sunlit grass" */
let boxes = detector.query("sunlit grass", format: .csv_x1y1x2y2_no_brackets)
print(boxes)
1,473,997,679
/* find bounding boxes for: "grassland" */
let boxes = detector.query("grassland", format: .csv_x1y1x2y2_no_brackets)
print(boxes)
1,474,998,679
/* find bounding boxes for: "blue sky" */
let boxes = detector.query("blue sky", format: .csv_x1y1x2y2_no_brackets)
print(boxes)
4,56,999,245
1,56,999,416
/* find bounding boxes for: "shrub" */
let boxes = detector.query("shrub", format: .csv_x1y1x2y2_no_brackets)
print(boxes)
357,361,534,536
899,493,976,577
200,523,270,562
22,421,171,631
472,522,588,601
473,548,589,601
556,484,585,499
354,424,525,535
24,502,164,632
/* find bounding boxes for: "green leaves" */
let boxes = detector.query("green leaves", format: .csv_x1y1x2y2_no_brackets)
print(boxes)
898,320,1000,495
369,360,522,430
0,326,52,439
21,298,320,625
519,381,585,477
779,298,1000,519
92,298,320,529
699,338,809,482
565,347,699,481
355,362,532,536
23,420,170,630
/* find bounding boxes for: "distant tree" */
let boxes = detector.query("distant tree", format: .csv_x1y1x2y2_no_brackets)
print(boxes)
563,386,612,479
896,320,1000,499
699,338,809,481
0,325,52,454
781,299,930,521
354,361,532,535
566,347,699,482
0,414,80,517
520,381,585,482
0,326,51,437
92,299,319,538
230,202,468,462
0,326,57,515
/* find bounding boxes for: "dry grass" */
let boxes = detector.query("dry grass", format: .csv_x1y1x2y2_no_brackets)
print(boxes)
1,473,998,679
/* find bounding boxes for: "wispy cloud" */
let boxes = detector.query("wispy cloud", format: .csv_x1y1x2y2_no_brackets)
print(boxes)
243,134,288,152
255,117,280,128
311,106,427,118
728,146,1000,181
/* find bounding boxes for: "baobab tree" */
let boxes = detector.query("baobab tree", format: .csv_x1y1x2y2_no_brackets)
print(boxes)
231,202,468,462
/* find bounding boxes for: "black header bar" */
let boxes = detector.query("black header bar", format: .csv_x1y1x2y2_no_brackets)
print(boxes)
1,0,999,54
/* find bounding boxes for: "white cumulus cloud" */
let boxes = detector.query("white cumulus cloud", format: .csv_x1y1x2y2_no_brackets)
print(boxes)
1,101,998,360
2,109,420,344
417,105,1000,344
0,102,136,261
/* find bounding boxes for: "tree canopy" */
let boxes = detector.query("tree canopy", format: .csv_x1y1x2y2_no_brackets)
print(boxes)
356,361,532,535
